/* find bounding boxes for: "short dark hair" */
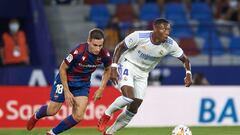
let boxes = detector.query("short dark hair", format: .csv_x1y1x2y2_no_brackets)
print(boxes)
89,28,104,40
153,18,169,25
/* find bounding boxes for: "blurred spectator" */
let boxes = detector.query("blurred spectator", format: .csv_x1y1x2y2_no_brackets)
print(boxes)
193,73,209,85
148,69,164,86
104,17,121,54
115,4,138,23
0,44,3,66
228,1,240,22
1,19,29,65
137,0,165,9
215,0,232,21
84,0,106,5
55,0,72,4
44,0,82,5
214,0,240,22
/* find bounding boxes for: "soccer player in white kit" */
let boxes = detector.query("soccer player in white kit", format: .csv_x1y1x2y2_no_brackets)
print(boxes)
98,18,192,135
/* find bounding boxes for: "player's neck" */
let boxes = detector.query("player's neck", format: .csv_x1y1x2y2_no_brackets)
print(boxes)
87,45,98,56
150,32,164,45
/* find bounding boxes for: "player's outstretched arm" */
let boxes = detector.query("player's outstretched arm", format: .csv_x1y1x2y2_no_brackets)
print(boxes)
178,54,192,87
59,61,75,106
111,41,128,85
94,65,111,102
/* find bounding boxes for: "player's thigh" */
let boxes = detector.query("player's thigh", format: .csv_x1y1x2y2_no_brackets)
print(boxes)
133,76,148,99
50,82,65,103
118,62,134,90
72,96,88,118
47,101,62,115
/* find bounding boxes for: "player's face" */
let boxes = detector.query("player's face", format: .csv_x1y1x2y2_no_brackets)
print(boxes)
88,38,104,55
153,23,170,42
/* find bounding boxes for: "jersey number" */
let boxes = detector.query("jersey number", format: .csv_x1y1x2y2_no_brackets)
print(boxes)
56,84,63,94
123,69,129,76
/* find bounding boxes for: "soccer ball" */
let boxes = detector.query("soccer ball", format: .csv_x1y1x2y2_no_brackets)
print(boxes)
172,125,192,135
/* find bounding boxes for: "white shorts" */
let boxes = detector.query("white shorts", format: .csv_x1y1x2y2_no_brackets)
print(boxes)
118,59,149,99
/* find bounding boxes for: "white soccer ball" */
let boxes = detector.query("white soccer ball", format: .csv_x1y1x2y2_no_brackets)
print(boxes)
172,125,192,135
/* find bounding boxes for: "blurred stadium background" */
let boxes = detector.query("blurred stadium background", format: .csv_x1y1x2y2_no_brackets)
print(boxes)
0,0,240,135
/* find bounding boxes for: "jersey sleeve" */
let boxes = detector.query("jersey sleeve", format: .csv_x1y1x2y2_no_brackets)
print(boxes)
102,49,112,68
124,31,140,49
169,39,184,58
64,45,83,66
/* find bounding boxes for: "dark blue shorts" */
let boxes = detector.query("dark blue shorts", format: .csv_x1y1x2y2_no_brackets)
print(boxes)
50,82,90,103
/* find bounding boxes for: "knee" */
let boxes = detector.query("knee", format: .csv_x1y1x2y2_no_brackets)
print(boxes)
72,113,84,122
127,98,142,114
47,102,62,116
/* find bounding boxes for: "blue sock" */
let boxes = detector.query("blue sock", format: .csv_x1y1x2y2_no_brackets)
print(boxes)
36,105,48,119
52,115,78,134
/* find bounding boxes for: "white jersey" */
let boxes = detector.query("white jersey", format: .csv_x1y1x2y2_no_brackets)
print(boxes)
121,30,183,72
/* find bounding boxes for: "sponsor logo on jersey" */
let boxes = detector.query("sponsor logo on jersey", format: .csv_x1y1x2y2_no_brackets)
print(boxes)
137,50,158,61
78,63,102,68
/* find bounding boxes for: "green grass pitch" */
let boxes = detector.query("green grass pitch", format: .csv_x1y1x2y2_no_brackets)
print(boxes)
0,126,240,135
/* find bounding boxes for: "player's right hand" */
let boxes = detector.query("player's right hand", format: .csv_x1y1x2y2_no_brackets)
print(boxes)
64,91,75,107
110,67,119,85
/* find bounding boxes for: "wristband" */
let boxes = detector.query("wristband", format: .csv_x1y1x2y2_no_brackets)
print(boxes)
111,63,118,68
186,70,192,75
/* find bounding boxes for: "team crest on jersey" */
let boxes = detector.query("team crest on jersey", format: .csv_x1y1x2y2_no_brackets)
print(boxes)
124,76,128,81
159,50,164,55
82,56,86,61
66,54,73,63
73,50,78,54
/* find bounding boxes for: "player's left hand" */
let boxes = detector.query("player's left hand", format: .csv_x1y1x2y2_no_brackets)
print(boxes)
93,88,103,102
184,73,192,87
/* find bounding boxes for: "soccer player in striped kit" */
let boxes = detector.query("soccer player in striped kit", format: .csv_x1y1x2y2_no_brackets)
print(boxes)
26,28,112,135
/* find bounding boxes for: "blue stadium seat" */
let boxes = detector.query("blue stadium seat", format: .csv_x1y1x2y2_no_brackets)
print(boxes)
108,0,132,4
171,19,193,38
139,3,161,22
191,2,213,23
89,4,110,28
228,36,240,55
195,22,216,37
165,3,186,19
202,33,225,55
118,22,133,37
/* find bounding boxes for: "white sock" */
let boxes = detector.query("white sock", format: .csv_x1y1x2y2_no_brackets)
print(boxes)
106,110,135,134
105,96,133,116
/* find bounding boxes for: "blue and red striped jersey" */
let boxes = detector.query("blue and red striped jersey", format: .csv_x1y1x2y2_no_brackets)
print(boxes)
55,43,112,88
